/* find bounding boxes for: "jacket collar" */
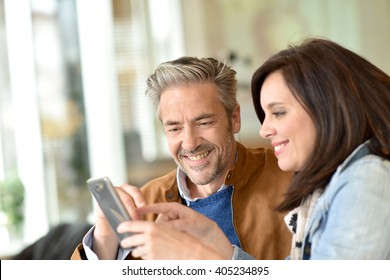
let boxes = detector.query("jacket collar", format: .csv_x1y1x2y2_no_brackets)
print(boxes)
224,141,254,190
338,141,371,173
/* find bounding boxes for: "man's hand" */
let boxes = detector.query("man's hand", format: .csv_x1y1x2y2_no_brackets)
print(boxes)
93,183,146,259
117,202,234,259
117,220,225,260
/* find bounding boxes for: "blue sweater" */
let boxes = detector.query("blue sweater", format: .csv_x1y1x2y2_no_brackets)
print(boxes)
186,186,241,247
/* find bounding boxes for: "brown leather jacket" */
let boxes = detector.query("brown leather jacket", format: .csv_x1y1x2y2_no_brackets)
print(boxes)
71,142,292,260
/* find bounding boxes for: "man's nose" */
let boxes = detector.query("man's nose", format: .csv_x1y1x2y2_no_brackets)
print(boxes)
181,127,200,151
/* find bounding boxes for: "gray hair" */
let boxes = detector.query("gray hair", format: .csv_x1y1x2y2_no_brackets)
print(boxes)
145,57,238,119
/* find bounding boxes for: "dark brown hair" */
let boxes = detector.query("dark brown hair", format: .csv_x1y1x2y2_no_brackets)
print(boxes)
251,38,390,212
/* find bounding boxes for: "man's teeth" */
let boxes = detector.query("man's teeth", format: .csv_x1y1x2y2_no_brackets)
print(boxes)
274,144,285,152
188,152,209,161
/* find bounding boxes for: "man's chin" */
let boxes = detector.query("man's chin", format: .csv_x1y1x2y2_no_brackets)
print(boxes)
186,173,213,186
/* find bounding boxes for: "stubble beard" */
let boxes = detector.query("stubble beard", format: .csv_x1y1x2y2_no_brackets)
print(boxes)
176,136,234,186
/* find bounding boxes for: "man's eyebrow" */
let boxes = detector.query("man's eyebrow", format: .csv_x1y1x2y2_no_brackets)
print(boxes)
193,113,215,122
163,120,179,126
163,113,215,126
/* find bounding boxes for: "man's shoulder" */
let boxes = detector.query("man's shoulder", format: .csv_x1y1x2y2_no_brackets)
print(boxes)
236,141,292,181
237,142,278,165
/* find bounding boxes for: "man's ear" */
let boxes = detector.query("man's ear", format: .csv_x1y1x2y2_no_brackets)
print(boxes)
232,104,241,134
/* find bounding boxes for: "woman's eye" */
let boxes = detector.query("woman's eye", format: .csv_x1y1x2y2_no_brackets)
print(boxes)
273,111,286,117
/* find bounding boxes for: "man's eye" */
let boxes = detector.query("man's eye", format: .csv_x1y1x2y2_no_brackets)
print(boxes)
166,127,180,134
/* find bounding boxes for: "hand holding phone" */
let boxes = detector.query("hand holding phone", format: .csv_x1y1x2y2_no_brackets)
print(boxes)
87,176,133,243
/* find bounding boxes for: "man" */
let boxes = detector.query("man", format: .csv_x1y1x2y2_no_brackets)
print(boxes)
71,57,292,260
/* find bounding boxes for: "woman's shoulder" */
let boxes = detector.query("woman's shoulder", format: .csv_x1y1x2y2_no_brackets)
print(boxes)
326,149,390,201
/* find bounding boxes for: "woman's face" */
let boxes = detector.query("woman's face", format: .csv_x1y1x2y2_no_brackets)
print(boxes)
259,71,316,172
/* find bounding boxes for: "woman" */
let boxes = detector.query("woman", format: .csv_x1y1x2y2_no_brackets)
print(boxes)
251,37,390,259
119,37,390,259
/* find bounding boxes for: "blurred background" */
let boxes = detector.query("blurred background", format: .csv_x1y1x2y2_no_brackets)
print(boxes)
0,0,389,259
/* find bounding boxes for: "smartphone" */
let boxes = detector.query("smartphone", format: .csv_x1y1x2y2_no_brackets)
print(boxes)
87,176,133,243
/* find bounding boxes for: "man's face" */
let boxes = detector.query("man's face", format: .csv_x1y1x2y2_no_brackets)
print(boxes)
160,83,240,186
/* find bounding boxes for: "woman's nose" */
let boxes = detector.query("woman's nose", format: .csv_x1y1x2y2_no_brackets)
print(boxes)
259,118,274,139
